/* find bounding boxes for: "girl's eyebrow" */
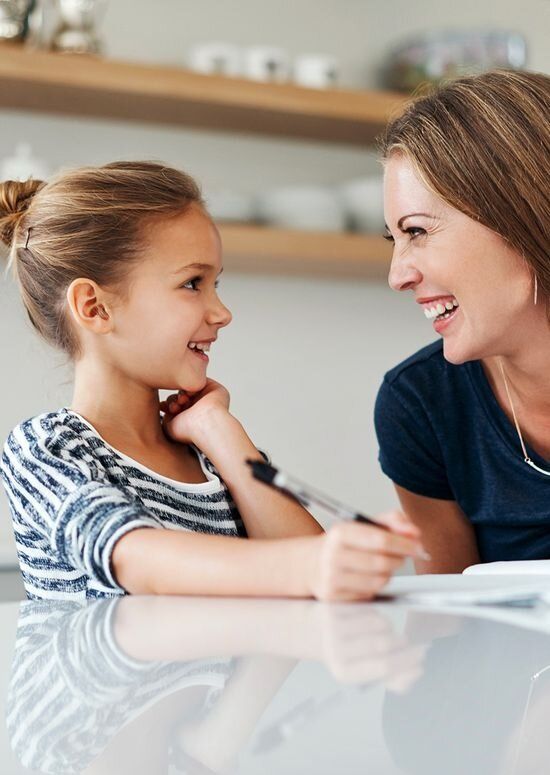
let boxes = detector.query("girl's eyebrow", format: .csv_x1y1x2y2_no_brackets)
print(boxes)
172,262,224,276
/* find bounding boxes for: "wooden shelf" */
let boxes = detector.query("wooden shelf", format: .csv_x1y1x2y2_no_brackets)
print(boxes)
0,44,406,145
219,224,391,277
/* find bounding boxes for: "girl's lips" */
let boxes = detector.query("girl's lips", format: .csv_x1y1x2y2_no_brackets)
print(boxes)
189,348,209,363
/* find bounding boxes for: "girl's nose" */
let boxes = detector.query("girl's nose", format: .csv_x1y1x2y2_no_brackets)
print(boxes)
208,295,232,328
388,250,423,292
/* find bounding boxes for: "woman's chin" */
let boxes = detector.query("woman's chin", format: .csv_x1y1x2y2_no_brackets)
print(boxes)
442,340,473,366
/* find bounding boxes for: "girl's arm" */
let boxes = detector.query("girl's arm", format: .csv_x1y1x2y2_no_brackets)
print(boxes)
190,410,322,539
394,485,480,574
161,381,322,539
111,515,424,600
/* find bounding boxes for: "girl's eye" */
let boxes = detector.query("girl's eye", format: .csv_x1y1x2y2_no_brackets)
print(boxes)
383,232,394,243
180,277,221,291
181,276,202,291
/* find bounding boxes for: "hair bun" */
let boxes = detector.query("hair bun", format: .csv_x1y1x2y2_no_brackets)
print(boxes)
0,179,44,247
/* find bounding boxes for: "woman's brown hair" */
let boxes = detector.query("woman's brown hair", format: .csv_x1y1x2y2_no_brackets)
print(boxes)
379,69,550,313
0,161,204,358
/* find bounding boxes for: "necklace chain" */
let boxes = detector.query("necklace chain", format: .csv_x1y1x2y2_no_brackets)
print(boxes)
498,358,550,477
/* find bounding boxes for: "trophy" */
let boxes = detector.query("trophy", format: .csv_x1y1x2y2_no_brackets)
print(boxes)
50,0,106,54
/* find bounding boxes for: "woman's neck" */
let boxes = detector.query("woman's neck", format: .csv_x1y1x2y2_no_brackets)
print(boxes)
70,357,167,449
483,343,550,415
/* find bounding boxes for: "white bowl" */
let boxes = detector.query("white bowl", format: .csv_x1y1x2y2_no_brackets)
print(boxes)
337,176,385,233
204,190,255,223
256,186,346,231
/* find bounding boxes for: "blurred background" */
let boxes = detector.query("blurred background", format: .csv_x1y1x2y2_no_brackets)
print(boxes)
0,0,549,599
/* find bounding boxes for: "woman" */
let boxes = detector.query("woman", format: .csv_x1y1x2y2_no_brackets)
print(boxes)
375,70,550,573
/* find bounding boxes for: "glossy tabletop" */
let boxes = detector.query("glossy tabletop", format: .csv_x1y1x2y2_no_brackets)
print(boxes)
2,574,550,775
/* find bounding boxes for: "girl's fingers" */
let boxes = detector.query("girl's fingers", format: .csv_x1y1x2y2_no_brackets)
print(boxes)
339,548,405,575
336,522,425,559
368,509,421,538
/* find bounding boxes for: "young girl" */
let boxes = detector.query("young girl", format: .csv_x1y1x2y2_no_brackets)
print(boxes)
0,161,423,601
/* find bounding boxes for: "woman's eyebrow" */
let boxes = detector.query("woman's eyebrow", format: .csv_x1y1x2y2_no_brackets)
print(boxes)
397,213,435,229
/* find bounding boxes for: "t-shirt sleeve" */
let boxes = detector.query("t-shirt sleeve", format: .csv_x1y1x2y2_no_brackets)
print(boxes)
2,419,163,592
374,376,454,500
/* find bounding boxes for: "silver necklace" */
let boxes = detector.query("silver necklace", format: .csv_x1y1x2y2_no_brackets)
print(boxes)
498,358,550,476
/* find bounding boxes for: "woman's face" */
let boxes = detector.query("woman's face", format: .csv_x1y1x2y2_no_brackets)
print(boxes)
104,204,232,392
383,154,538,365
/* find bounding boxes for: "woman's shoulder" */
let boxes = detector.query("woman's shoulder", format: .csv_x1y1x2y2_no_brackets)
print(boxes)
383,340,449,386
378,340,477,416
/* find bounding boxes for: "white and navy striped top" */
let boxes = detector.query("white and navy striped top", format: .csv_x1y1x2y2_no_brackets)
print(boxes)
0,409,246,601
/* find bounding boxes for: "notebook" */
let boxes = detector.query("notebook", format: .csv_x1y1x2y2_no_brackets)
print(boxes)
464,561,550,575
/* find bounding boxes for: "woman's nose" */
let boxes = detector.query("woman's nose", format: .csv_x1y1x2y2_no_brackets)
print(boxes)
388,250,423,292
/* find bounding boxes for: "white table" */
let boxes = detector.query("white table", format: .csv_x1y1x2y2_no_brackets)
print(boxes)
2,575,550,774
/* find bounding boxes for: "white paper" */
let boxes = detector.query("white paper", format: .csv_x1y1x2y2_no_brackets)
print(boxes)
464,560,550,575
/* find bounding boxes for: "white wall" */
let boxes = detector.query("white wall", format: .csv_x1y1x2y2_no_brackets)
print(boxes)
0,0,548,560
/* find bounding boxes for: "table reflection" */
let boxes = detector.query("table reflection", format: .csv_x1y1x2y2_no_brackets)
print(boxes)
7,597,425,774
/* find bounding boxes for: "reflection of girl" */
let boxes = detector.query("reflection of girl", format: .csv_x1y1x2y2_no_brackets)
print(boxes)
7,601,236,774
376,71,550,572
7,597,424,774
0,162,423,601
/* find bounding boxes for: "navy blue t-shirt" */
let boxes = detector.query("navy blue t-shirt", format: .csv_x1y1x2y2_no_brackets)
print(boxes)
375,340,550,563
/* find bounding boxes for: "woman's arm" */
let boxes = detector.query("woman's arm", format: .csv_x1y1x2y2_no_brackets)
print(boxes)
394,485,480,574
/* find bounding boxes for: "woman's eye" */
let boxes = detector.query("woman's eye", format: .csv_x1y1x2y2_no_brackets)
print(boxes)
383,232,394,243
406,227,426,239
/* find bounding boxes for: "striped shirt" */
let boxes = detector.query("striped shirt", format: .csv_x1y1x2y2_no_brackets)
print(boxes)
7,600,234,774
0,409,245,601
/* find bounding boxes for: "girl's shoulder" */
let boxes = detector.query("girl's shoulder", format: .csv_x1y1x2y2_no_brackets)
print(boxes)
2,408,101,475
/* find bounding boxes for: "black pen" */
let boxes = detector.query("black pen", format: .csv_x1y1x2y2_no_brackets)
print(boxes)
246,459,382,527
246,459,430,559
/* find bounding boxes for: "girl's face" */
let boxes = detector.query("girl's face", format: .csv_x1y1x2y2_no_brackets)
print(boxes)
106,204,232,392
383,154,538,365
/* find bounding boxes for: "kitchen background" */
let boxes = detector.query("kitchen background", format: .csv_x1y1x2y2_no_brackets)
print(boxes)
0,0,549,601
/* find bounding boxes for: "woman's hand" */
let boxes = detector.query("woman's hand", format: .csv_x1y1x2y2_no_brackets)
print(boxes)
304,512,423,602
159,379,231,445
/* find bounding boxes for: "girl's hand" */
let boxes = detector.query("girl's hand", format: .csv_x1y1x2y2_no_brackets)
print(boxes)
304,511,424,602
160,379,231,445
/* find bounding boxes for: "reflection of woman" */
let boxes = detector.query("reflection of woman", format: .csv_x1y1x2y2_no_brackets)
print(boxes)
382,610,550,775
376,71,550,572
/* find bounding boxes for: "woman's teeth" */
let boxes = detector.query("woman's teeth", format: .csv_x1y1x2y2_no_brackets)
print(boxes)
424,298,459,320
188,342,211,352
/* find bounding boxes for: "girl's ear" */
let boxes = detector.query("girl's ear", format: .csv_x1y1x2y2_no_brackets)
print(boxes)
66,278,112,334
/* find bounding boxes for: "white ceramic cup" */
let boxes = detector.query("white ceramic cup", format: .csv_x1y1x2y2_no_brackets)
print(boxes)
294,54,339,89
256,186,346,232
188,42,242,77
337,176,385,233
243,46,290,83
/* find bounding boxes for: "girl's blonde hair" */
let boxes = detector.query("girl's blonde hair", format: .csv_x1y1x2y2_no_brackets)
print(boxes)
379,70,550,314
0,160,204,358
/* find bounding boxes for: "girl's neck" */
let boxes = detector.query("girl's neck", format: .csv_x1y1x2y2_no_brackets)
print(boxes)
70,358,167,449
